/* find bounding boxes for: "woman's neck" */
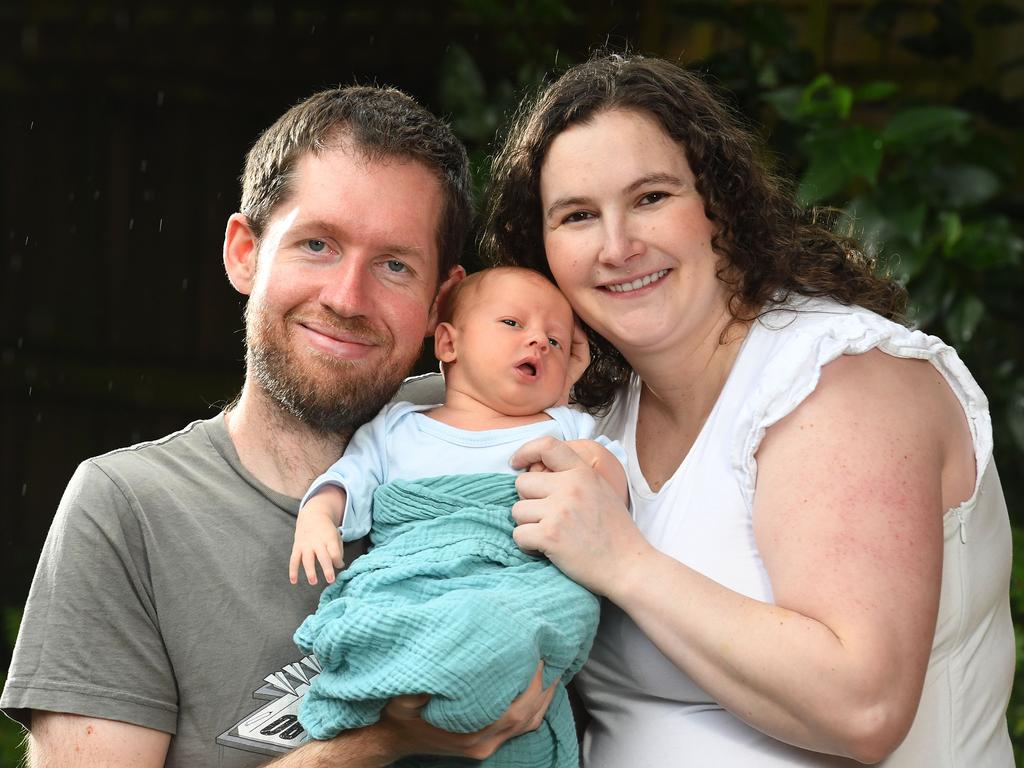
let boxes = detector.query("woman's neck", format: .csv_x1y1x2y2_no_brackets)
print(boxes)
626,305,749,430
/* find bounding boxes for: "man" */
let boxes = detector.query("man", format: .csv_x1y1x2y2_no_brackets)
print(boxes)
1,85,552,767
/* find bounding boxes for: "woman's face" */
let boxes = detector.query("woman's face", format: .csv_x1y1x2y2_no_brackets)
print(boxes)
539,108,729,360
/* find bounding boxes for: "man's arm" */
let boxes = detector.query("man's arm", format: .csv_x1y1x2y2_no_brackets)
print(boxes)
29,663,556,768
29,712,171,768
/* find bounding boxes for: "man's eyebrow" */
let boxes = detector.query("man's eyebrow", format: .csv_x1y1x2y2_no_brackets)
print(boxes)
544,172,688,220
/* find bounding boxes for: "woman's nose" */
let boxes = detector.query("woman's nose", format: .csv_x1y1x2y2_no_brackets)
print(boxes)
599,217,644,266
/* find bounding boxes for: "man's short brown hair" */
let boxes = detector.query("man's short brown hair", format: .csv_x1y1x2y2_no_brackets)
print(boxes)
240,85,473,279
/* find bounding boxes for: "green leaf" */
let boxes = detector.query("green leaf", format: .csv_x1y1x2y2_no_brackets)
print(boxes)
926,164,1001,208
3,607,19,651
797,149,850,205
882,106,971,146
438,45,495,142
947,294,985,345
762,86,804,122
799,73,853,120
939,212,964,257
951,216,1024,268
837,126,884,184
854,81,899,102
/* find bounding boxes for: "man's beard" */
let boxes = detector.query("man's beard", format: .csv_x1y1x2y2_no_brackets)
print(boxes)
245,302,417,437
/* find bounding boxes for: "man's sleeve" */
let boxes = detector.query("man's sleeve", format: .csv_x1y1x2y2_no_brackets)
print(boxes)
1,460,178,733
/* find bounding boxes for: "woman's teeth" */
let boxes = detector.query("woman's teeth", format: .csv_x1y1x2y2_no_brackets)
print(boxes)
606,269,669,293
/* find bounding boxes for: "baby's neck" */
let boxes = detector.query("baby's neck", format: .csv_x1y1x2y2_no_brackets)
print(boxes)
425,393,554,432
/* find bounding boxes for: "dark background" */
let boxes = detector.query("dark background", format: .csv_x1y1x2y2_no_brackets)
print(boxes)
3,0,1022,763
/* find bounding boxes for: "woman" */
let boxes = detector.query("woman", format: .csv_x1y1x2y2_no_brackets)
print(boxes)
482,54,1014,766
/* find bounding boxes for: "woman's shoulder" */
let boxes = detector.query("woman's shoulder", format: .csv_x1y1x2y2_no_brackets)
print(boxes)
733,294,991,511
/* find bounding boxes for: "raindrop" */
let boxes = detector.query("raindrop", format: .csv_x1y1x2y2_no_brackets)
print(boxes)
369,34,375,45
28,385,32,396
35,412,42,423
107,380,114,392
24,235,29,245
159,218,164,232
181,278,189,290
21,484,27,497
17,337,23,348
29,120,34,131
129,218,135,230
156,90,165,107
93,189,101,200
140,159,148,172
310,25,316,34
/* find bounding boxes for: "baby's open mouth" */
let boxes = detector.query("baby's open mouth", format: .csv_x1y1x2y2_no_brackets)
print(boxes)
517,362,537,376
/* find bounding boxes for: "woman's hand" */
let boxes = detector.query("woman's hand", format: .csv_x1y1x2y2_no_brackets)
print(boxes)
510,437,651,596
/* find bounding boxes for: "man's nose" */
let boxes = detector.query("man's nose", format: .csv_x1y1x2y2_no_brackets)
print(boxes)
599,216,645,267
319,259,372,317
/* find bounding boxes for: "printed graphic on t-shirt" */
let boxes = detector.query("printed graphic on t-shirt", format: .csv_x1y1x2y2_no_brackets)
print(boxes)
216,655,320,755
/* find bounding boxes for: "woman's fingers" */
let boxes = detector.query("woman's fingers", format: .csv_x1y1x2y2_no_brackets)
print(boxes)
510,436,586,473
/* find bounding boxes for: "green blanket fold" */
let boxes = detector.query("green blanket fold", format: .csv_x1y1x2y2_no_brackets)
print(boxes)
293,473,599,767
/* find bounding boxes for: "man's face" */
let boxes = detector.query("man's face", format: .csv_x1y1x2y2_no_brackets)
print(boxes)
243,144,450,435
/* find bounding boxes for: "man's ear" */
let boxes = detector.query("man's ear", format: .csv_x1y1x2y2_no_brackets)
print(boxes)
223,213,259,296
426,265,466,335
433,322,458,364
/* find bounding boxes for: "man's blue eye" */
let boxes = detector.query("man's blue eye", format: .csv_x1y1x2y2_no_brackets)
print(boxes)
385,260,407,273
307,239,327,253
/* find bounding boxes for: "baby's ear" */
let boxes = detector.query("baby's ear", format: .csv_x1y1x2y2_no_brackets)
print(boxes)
433,322,458,364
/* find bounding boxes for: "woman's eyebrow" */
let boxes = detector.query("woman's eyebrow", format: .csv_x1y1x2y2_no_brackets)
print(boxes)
626,172,686,193
545,195,589,220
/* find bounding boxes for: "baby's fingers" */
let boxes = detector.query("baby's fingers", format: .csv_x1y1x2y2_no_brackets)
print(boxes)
316,545,337,584
288,545,302,585
301,548,320,586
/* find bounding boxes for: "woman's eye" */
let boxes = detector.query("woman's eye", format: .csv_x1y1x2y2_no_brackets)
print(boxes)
384,260,408,273
502,319,520,328
563,211,594,224
640,191,667,205
306,239,328,253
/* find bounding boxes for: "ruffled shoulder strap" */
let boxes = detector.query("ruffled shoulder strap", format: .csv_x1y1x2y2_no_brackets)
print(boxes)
730,296,992,512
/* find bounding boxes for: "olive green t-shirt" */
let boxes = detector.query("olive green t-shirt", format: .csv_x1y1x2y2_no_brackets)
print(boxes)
1,415,365,767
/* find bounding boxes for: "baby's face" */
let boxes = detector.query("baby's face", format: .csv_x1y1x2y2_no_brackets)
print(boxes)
447,271,574,416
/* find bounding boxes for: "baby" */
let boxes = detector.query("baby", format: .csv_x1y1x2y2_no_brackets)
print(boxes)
289,266,626,767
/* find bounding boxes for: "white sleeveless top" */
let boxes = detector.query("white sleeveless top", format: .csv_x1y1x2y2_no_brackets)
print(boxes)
578,296,1014,767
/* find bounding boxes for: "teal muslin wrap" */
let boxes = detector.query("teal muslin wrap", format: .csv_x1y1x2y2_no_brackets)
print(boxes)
294,473,599,768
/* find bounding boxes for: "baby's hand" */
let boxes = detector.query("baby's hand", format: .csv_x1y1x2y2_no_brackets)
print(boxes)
289,486,346,586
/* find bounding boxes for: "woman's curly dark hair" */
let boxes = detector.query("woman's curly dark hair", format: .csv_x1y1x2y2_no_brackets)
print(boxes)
481,53,906,411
